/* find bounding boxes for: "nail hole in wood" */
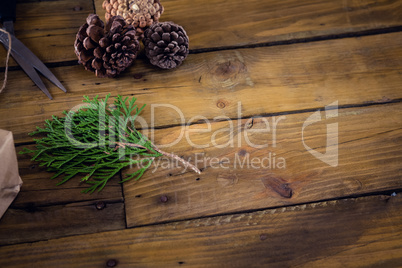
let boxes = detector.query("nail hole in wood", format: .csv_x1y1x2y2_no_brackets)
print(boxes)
106,259,118,267
160,195,168,203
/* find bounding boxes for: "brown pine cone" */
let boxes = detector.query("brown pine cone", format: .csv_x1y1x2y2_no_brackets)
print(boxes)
102,0,164,40
143,21,189,69
74,14,140,78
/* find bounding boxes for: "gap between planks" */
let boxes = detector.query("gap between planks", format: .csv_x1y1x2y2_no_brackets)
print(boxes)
12,98,402,148
3,31,402,145
121,188,402,231
2,26,402,73
0,193,401,267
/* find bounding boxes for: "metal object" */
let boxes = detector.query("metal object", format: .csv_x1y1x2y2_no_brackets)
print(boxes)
0,0,66,99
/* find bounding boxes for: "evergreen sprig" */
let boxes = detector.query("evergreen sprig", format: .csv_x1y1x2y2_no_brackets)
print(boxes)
20,94,196,193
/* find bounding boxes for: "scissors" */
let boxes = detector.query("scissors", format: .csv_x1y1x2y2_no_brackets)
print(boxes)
0,0,66,99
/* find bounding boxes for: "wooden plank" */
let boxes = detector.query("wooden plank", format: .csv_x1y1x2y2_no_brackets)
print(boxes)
95,0,402,49
0,194,401,267
0,145,125,246
1,32,402,144
0,0,93,66
2,0,401,67
0,201,125,246
122,102,402,227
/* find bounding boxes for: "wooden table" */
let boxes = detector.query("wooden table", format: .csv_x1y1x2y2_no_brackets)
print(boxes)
1,0,402,267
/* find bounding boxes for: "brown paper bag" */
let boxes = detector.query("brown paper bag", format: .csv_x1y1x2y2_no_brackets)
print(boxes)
0,129,23,219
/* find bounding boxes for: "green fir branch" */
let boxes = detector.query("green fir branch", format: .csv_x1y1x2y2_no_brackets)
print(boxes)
21,94,200,193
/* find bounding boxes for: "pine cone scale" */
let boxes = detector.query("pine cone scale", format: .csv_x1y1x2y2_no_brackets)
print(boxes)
162,32,170,43
79,50,92,63
92,59,103,70
86,25,104,43
93,47,103,59
150,32,160,42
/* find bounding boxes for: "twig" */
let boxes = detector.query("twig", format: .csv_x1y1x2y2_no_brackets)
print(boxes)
114,142,147,150
151,145,201,175
126,127,201,174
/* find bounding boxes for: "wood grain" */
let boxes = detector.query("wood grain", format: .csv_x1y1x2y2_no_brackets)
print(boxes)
1,32,402,144
0,145,125,246
2,0,401,67
0,194,400,267
0,0,400,265
122,102,402,227
96,0,402,49
0,201,125,246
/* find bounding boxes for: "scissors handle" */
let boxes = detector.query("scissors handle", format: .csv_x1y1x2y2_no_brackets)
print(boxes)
0,0,16,22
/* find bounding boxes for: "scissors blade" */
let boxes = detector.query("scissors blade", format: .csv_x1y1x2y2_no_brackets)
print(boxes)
8,46,53,99
0,30,67,93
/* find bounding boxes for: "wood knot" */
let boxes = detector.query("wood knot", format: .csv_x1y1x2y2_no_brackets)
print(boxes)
217,173,239,187
261,175,293,198
238,149,247,157
133,73,143,79
216,99,227,109
203,59,248,89
215,61,240,76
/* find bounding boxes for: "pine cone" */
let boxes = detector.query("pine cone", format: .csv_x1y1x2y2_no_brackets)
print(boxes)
143,21,189,69
74,14,140,78
102,0,164,40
